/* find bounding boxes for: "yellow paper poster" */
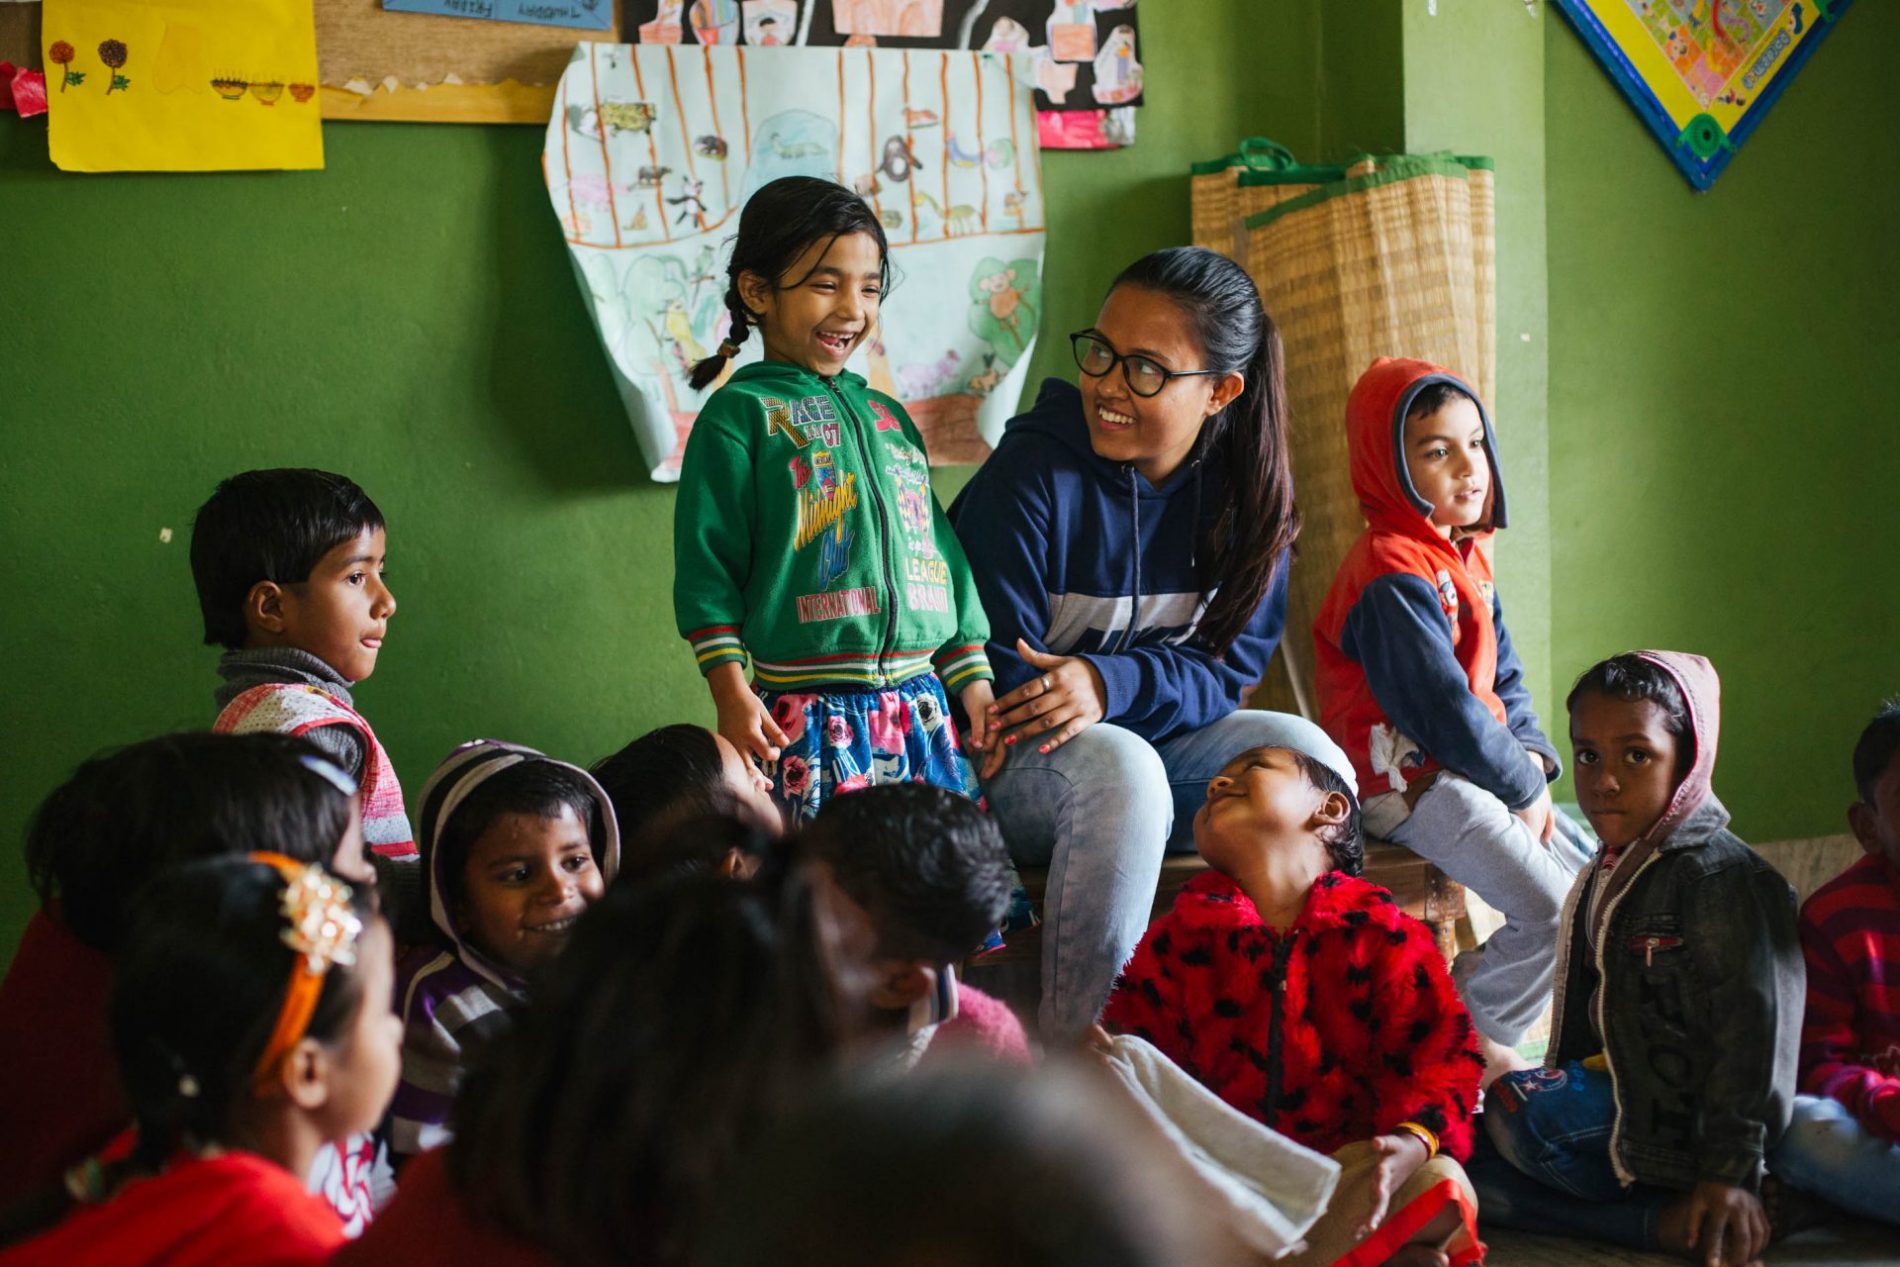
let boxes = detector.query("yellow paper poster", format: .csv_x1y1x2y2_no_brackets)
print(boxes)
43,0,323,172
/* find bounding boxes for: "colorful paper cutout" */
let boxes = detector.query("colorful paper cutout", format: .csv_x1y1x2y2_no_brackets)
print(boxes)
43,0,322,171
381,0,614,33
1552,0,1851,191
623,1,1144,149
544,44,1047,479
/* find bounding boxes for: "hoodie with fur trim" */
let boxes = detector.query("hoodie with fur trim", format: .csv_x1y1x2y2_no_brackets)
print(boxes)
388,741,620,1161
1313,358,1555,807
1104,870,1483,1160
949,378,1290,745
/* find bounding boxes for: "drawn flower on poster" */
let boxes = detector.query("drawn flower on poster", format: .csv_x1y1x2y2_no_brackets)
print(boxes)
48,41,83,91
98,39,129,93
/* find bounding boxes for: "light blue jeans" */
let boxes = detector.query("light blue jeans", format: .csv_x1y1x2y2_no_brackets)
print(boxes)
1363,774,1595,1047
1771,1093,1900,1227
982,708,1352,1042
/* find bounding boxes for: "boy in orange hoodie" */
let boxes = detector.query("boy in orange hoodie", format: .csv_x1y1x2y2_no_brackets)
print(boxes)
1313,360,1592,1081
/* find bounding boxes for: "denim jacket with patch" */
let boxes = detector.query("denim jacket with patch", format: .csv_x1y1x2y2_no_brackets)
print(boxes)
1548,796,1804,1192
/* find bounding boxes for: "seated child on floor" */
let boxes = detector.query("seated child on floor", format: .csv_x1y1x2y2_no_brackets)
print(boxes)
798,784,1029,1070
1105,745,1484,1267
193,468,413,860
0,732,376,1227
389,741,619,1164
591,722,783,851
0,854,400,1266
1770,701,1900,1228
1313,359,1591,1081
1482,652,1802,1266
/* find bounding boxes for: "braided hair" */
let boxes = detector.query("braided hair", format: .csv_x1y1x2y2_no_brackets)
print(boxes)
689,176,891,390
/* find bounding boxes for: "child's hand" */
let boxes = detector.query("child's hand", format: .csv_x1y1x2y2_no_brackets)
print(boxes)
957,680,1007,780
1512,784,1556,845
1684,1182,1768,1267
1354,1132,1430,1241
987,639,1107,757
708,662,788,765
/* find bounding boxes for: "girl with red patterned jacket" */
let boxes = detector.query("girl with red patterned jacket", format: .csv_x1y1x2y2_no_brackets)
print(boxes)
1105,745,1484,1267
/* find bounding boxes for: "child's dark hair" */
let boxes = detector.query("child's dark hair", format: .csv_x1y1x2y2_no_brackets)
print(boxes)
707,1062,1214,1267
1110,248,1299,656
592,724,731,840
619,811,777,887
1852,700,1900,803
191,468,385,649
434,761,602,914
688,176,891,390
0,856,377,1247
447,862,849,1267
797,784,1012,964
1404,380,1476,423
113,857,374,1167
1286,750,1364,876
24,731,353,953
1567,654,1696,776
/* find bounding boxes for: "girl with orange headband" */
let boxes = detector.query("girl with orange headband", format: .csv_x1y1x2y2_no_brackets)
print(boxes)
0,854,401,1266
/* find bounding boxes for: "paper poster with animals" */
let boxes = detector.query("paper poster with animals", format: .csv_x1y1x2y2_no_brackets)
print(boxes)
1552,0,1850,190
545,43,1046,480
41,0,323,171
623,0,1141,150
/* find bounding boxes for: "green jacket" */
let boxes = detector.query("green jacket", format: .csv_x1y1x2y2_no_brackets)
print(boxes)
673,361,991,693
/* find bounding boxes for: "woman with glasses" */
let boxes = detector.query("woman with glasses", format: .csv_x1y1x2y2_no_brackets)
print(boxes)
949,246,1353,1045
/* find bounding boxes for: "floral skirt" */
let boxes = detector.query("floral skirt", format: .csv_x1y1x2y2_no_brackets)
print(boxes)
758,672,1036,941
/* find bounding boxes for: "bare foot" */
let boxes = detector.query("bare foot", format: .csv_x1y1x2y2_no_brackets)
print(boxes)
1477,1034,1534,1091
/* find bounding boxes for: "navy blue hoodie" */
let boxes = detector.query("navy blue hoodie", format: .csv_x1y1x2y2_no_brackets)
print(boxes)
948,379,1289,744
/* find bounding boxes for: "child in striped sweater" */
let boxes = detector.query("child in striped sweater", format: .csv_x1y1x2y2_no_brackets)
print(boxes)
1772,702,1900,1227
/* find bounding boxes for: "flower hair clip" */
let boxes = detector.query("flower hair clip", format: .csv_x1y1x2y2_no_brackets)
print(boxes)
249,852,362,1090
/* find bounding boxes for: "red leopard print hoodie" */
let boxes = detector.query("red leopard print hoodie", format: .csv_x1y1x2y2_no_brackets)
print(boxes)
1104,870,1483,1160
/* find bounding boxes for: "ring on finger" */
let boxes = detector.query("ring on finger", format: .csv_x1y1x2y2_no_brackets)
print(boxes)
1041,673,1052,691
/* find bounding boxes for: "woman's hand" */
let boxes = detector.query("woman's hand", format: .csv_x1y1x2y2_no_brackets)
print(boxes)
987,639,1107,757
707,661,788,766
957,679,1007,780
1354,1132,1430,1241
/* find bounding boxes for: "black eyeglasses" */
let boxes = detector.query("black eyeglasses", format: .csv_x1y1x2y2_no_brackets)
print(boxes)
1070,331,1221,398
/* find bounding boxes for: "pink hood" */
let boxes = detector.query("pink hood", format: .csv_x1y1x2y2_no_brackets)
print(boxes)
1629,650,1721,847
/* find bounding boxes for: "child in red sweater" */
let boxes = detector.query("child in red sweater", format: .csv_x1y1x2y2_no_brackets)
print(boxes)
1772,701,1900,1226
1105,745,1483,1267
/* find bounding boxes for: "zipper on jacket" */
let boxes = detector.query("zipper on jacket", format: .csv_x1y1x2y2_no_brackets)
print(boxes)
1590,849,1666,1187
827,376,900,682
1261,930,1293,1121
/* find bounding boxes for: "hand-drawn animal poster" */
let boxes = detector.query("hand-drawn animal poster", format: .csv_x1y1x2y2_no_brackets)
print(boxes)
623,0,1140,149
42,0,323,171
1552,0,1850,191
545,43,1046,480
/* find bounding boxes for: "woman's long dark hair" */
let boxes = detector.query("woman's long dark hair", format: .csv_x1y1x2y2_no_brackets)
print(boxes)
689,176,891,390
1110,247,1299,656
447,857,851,1266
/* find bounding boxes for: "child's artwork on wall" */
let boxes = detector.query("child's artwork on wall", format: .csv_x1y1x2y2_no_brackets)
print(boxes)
544,43,1046,480
381,0,614,33
621,0,1140,150
41,0,323,170
1552,0,1850,191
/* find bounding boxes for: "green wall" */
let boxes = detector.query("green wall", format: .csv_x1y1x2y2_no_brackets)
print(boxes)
0,3,1320,959
1545,6,1900,838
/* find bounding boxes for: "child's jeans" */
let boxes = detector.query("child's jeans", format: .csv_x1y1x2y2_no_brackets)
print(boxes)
1771,1093,1900,1227
1362,774,1594,1046
1473,1061,1672,1250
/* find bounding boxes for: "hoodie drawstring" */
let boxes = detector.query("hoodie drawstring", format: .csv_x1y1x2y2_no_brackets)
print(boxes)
1189,458,1203,570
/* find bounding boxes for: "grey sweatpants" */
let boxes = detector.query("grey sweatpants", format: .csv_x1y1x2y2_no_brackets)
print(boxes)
1363,774,1595,1047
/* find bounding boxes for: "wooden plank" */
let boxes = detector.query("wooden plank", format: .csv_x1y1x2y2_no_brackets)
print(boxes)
0,4,41,70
